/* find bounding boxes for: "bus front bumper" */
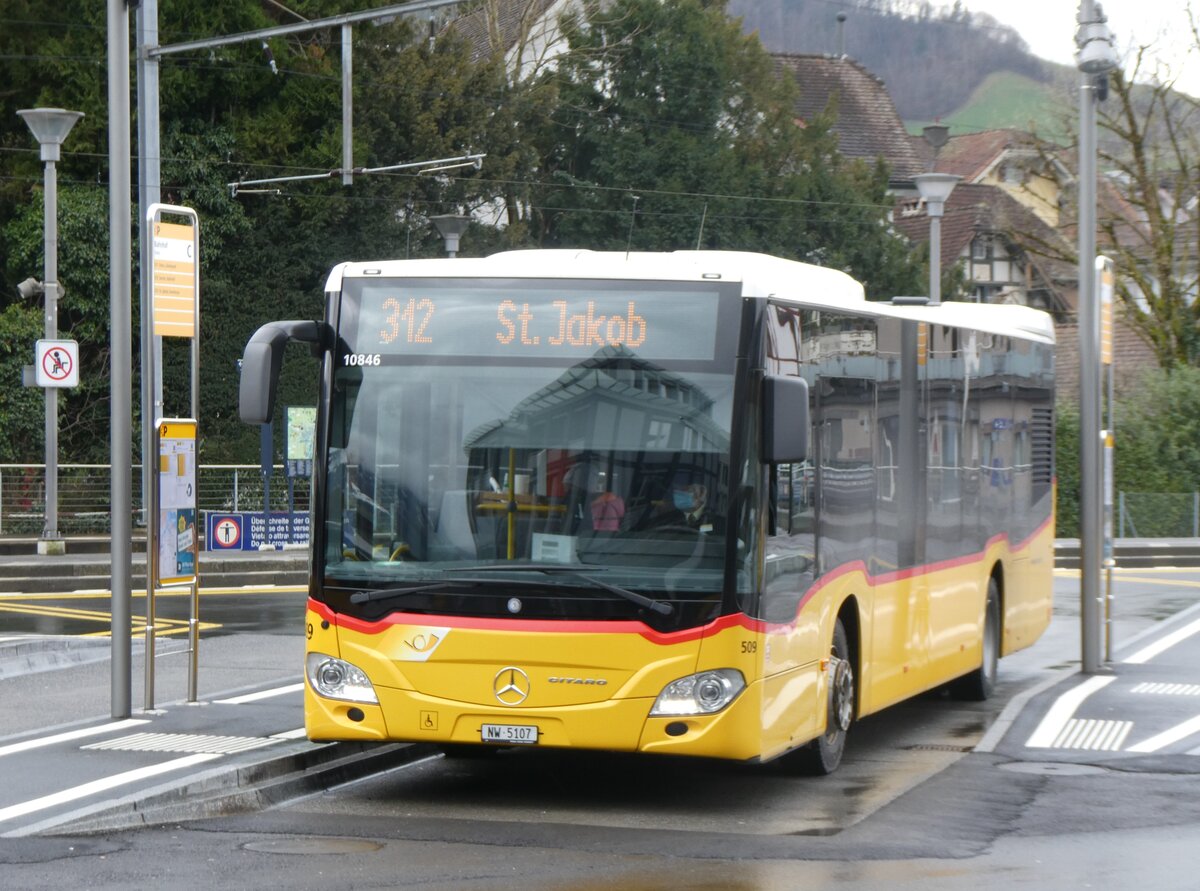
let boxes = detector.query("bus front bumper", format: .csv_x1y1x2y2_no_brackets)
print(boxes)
304,681,770,761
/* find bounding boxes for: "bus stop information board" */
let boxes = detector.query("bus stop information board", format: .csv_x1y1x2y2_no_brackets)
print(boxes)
157,419,198,586
151,220,197,338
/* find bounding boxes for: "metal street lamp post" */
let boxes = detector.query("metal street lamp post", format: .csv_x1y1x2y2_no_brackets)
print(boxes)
1075,1,1119,674
913,173,960,306
18,107,83,556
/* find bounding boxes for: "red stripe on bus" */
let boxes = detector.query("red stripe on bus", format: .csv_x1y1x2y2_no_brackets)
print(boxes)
308,598,751,644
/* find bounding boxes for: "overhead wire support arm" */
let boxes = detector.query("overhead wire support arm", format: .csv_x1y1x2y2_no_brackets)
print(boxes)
362,152,485,176
227,152,485,196
150,1,467,189
145,0,465,58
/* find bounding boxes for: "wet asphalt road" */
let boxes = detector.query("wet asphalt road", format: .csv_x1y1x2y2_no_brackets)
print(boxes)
3,570,1200,889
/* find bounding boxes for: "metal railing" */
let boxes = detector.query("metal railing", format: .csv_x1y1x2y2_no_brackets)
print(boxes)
4,467,1198,541
1117,492,1200,539
0,464,310,536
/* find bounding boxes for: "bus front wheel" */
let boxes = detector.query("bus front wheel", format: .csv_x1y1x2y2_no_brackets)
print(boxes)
952,578,1000,701
793,618,853,775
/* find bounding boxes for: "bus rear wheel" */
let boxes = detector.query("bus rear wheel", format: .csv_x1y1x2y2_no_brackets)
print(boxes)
793,618,853,775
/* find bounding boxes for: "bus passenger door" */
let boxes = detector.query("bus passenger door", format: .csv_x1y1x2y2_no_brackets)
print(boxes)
863,320,930,712
816,375,925,713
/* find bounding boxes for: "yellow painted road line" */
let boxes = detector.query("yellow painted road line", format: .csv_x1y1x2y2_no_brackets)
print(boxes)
0,585,306,600
0,602,121,622
0,602,220,637
79,619,222,639
1105,576,1200,589
1053,568,1200,588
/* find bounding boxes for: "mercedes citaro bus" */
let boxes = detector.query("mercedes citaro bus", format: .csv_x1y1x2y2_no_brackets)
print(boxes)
239,250,1053,773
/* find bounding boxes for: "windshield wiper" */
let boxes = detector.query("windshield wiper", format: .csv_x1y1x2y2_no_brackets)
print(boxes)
445,564,673,616
331,581,480,606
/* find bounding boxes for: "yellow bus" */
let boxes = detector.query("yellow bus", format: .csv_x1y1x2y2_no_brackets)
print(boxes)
239,250,1054,773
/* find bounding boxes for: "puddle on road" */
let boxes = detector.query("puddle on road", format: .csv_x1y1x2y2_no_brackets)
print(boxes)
950,721,986,738
997,761,1109,777
242,837,384,855
789,826,843,836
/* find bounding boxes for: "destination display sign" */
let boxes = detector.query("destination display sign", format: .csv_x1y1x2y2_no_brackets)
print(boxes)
345,282,723,361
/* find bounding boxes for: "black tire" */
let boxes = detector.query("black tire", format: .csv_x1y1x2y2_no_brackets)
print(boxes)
793,618,854,775
953,578,1000,701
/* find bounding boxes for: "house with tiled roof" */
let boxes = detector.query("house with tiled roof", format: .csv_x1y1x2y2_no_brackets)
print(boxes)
446,0,574,75
771,53,924,190
919,128,1070,228
894,174,1158,392
892,182,1074,315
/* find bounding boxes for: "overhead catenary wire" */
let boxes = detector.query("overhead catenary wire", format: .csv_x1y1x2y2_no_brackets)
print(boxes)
3,143,902,216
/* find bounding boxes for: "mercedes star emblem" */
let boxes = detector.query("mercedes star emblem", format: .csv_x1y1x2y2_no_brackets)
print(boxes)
493,667,530,706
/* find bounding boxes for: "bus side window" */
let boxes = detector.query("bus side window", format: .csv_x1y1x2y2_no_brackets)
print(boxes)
773,463,792,536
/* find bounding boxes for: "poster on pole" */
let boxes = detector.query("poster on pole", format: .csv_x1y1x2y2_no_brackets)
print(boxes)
156,418,198,586
285,406,316,478
1097,255,1115,367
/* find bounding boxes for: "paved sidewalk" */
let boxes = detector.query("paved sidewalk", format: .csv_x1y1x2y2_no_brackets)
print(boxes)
0,631,430,838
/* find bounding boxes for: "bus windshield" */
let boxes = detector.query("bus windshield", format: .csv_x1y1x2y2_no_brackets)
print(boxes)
321,278,743,619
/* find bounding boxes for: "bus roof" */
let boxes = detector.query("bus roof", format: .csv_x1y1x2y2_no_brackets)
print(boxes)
328,249,1055,345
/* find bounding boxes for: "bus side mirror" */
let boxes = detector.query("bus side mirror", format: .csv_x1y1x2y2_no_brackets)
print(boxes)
762,375,809,464
238,320,330,425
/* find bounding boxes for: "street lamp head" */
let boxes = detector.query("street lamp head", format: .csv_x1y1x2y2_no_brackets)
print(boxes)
1075,10,1118,75
17,108,84,162
430,213,471,257
913,172,960,216
922,124,950,153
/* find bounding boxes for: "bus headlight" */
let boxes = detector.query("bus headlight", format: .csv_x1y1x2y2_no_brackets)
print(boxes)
305,653,379,704
650,669,745,716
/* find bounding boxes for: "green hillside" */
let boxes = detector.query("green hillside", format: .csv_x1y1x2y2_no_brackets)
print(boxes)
906,69,1075,141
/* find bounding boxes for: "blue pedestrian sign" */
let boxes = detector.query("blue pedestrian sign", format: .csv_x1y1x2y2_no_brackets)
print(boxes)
211,515,243,549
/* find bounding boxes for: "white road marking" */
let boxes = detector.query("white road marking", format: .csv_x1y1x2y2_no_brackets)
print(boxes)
270,728,308,740
0,719,150,759
1051,718,1132,751
1125,714,1200,754
1124,616,1200,665
214,682,304,704
975,667,1076,753
1131,682,1200,696
82,732,281,755
0,753,220,824
1025,675,1116,748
